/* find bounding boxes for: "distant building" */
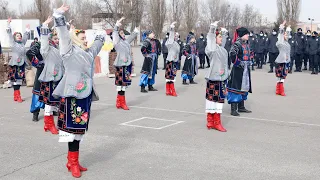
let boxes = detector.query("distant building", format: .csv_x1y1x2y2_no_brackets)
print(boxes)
296,22,319,33
0,19,40,48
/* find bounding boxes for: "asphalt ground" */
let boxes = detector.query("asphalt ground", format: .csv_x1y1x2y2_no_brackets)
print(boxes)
0,47,319,180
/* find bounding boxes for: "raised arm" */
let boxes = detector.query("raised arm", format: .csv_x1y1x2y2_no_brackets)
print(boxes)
40,17,53,58
126,27,139,44
205,21,219,55
166,22,176,47
276,21,286,47
113,17,124,45
6,18,14,47
22,24,30,45
53,4,72,56
221,28,228,48
89,33,105,58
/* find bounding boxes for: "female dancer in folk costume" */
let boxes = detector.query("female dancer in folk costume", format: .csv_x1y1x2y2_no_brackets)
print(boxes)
164,22,180,96
6,18,30,103
37,16,64,134
181,32,198,85
113,17,139,110
140,30,158,93
52,4,105,178
227,27,253,116
26,30,45,122
275,21,291,96
205,21,229,132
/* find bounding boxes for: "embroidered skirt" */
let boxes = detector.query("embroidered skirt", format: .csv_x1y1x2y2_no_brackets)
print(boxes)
8,64,25,83
39,81,60,106
275,63,289,79
165,61,177,80
206,80,227,103
57,93,93,135
115,64,132,86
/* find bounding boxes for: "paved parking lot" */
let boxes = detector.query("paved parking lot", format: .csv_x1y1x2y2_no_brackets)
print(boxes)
0,47,319,180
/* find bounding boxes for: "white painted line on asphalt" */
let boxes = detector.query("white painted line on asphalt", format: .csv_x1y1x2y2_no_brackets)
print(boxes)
157,121,185,130
120,117,184,130
95,102,320,128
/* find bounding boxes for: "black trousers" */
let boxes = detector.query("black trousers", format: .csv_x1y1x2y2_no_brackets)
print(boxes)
269,52,279,70
163,53,168,69
295,54,303,70
256,53,264,67
290,56,295,71
205,54,210,67
199,54,206,66
310,54,319,72
303,53,309,68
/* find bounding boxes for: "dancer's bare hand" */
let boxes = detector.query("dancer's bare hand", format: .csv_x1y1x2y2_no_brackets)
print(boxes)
58,3,70,13
44,16,53,25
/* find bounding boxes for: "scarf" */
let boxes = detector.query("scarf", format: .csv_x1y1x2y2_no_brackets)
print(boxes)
70,29,88,51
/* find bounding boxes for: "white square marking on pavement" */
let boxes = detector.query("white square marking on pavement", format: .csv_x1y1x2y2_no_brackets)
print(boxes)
120,117,184,130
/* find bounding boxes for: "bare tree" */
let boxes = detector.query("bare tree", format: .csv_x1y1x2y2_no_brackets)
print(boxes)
170,0,184,31
276,0,301,28
149,0,166,38
0,0,17,19
184,0,198,32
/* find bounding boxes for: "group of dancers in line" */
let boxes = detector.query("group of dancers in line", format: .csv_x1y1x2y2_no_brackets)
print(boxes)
5,2,291,177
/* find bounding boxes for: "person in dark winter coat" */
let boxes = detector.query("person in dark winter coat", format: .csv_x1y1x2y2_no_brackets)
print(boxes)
155,37,162,69
267,29,279,73
255,31,266,69
249,31,256,71
288,32,296,73
196,33,207,69
309,31,319,74
264,32,269,64
294,28,305,72
176,34,184,70
162,32,169,70
304,30,312,70
228,27,252,116
224,32,233,69
181,32,198,85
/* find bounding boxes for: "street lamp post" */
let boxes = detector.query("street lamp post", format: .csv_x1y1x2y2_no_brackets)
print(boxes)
308,18,314,31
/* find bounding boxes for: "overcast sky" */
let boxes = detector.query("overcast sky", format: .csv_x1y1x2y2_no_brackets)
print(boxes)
8,0,319,23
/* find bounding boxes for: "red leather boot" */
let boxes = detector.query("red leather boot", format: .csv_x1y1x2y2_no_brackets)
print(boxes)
13,90,18,101
275,83,280,95
44,115,58,134
66,151,82,178
116,94,121,109
206,113,214,129
119,95,129,110
279,83,286,96
67,151,87,172
170,83,178,97
16,90,24,103
165,83,171,96
213,113,227,132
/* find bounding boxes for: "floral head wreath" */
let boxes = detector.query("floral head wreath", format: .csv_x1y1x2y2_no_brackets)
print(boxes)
49,29,58,39
75,29,85,35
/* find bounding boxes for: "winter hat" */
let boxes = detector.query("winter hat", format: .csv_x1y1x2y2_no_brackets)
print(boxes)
237,27,250,38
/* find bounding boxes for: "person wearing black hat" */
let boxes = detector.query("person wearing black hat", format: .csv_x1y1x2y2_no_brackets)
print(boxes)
227,27,252,116
248,31,256,71
255,30,266,69
294,28,305,72
304,30,312,70
162,32,169,70
140,29,158,92
309,31,319,74
288,32,296,73
181,32,198,85
196,33,207,69
267,28,279,73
